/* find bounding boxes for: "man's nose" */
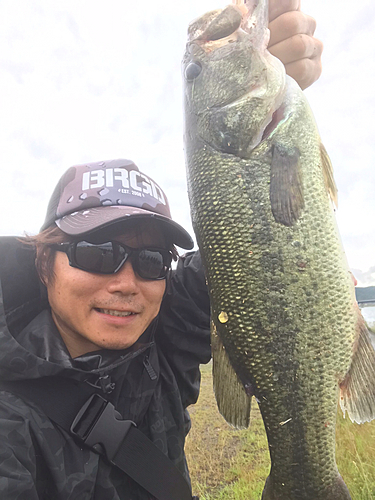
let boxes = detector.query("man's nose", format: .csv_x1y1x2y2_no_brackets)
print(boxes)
105,259,140,295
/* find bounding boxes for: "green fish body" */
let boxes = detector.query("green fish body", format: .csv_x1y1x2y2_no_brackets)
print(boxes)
183,2,375,499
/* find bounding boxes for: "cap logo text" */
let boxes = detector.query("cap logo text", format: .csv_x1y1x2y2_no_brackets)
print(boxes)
81,168,166,205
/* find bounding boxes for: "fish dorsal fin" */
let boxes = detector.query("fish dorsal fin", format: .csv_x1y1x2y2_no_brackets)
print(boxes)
340,311,375,424
270,143,304,226
320,142,338,208
211,323,251,428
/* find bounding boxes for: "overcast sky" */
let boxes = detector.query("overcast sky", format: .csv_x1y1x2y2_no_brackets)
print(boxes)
0,0,374,285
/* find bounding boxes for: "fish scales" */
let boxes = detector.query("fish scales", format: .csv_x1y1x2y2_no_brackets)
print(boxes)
188,127,353,497
183,1,375,499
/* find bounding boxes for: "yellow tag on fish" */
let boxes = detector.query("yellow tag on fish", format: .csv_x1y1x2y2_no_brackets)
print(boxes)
218,312,229,323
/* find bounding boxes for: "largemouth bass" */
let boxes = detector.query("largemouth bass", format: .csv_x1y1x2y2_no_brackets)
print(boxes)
182,1,375,499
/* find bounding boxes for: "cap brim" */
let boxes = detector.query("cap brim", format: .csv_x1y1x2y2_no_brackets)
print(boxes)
55,205,194,250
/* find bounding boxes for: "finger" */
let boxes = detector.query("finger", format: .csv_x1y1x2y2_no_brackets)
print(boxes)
269,0,300,23
268,12,317,47
268,34,323,65
285,57,323,90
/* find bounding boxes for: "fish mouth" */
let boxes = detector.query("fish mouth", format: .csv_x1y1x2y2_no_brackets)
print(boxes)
96,308,136,317
188,6,242,43
188,1,267,46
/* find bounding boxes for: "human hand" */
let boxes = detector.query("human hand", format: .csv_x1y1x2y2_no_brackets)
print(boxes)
268,0,323,90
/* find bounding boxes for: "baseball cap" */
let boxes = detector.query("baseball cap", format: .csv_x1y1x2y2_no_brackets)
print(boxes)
41,159,194,250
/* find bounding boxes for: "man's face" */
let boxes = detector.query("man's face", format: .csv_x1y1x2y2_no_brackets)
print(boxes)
46,224,167,358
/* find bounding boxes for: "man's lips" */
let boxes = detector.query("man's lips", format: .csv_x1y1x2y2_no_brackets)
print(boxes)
95,308,138,318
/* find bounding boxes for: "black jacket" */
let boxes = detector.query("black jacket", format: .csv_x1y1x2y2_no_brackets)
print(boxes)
0,237,211,499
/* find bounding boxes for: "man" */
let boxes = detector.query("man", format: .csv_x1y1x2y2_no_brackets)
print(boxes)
0,159,210,499
0,2,322,499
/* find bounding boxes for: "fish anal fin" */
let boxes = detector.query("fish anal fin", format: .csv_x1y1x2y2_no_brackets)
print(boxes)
340,311,375,424
270,143,304,227
211,323,251,429
320,142,338,208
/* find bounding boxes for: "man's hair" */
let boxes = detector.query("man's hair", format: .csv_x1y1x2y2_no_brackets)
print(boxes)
24,223,179,286
23,225,72,285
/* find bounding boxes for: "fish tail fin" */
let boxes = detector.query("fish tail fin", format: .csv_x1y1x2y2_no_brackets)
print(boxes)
261,473,352,499
211,323,251,428
340,310,375,424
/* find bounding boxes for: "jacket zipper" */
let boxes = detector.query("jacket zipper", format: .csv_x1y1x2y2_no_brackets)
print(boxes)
143,356,157,381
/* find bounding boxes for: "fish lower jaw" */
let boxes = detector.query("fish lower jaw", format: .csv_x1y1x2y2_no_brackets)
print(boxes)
97,309,135,317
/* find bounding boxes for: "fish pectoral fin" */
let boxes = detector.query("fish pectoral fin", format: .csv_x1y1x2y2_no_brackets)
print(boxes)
269,143,304,226
211,323,251,429
320,142,338,208
340,311,375,424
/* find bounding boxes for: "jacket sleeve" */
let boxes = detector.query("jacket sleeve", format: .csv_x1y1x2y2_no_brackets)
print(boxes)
157,250,211,408
0,396,40,499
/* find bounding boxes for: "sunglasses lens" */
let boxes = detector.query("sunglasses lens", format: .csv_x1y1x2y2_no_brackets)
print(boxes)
74,242,126,273
69,242,171,278
136,249,171,279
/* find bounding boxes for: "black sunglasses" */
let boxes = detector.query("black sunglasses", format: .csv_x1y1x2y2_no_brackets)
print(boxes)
51,241,173,280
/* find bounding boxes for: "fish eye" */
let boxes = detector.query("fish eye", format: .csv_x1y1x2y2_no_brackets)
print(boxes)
185,61,202,82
